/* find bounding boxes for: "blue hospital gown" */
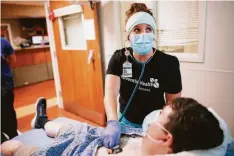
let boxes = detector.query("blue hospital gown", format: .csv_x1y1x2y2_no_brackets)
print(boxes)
34,122,143,156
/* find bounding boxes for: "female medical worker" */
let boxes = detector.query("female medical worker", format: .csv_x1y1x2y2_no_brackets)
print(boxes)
102,3,182,149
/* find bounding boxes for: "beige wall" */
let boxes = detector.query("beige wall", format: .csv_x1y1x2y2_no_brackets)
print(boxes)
97,1,122,75
1,4,45,18
98,1,234,136
180,2,234,136
1,3,46,47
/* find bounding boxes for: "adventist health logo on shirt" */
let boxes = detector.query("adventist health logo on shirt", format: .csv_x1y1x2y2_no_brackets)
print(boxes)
121,76,159,91
150,78,159,88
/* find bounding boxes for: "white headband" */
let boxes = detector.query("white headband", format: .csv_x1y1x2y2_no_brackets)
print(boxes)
125,12,156,34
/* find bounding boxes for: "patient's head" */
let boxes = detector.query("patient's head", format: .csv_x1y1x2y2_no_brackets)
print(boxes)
142,97,224,155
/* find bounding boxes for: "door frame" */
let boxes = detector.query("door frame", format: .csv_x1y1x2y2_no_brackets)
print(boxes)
1,23,14,45
44,1,63,107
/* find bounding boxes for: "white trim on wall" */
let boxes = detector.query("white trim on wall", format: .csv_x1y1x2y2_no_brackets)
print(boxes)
188,68,234,74
44,1,63,108
53,5,82,17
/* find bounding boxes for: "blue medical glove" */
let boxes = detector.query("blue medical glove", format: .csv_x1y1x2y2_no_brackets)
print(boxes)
102,120,121,149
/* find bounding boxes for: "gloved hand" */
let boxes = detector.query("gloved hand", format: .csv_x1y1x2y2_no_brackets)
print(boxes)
102,120,121,149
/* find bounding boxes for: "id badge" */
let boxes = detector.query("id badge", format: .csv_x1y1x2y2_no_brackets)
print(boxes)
122,61,132,77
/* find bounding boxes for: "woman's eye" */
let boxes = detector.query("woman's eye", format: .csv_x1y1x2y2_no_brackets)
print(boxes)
133,28,140,33
146,27,152,33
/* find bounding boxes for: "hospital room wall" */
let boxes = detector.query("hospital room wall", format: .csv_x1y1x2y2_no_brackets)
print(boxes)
97,1,122,78
97,1,234,136
180,2,234,136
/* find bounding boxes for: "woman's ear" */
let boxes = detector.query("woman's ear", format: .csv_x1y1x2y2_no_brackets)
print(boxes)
163,133,173,146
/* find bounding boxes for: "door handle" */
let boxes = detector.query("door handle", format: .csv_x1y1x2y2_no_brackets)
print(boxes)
88,50,94,64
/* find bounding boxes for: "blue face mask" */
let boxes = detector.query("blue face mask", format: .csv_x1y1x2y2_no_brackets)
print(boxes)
142,110,161,134
130,33,154,55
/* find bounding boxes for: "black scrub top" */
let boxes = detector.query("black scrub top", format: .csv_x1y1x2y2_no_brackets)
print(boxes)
106,47,182,124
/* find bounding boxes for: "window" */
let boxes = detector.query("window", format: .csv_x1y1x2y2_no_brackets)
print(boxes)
54,5,87,50
61,13,86,49
120,1,207,62
156,2,199,53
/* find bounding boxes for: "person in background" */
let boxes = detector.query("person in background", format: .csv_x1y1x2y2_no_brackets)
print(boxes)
1,37,17,143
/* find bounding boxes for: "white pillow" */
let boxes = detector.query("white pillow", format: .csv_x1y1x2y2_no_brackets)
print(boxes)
153,108,233,156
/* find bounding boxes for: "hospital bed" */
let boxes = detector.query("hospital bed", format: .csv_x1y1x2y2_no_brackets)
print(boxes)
9,117,234,156
10,117,142,155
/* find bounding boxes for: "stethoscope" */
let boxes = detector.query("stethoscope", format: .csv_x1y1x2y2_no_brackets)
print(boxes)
110,48,156,154
119,47,156,122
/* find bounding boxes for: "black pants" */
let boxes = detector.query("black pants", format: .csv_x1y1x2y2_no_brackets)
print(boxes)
1,89,18,143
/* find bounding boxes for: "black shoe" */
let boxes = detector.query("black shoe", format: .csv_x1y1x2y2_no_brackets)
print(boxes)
31,97,48,128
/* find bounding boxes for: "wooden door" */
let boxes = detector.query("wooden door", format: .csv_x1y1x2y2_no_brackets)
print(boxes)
49,1,105,126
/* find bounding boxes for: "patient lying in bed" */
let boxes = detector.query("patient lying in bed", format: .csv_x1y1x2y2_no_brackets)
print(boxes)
1,97,225,156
